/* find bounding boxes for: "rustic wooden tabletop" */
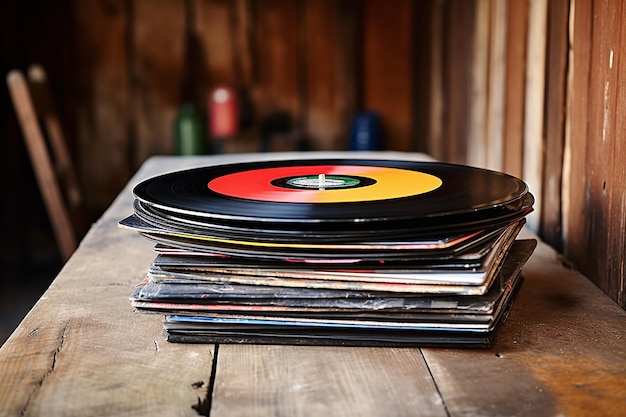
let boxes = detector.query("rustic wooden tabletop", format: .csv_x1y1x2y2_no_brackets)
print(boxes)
1,152,625,417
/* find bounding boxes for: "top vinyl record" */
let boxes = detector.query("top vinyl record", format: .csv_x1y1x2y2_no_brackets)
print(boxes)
133,159,529,224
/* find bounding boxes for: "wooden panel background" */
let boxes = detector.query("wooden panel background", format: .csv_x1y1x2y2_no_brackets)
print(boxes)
565,0,626,308
1,0,626,309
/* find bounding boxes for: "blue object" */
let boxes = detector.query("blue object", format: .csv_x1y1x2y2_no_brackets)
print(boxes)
349,111,382,151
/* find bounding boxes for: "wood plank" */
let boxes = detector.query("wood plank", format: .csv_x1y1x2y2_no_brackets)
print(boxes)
484,0,507,171
334,0,361,151
361,0,414,151
569,0,626,308
422,233,626,416
232,0,256,85
440,0,476,163
194,0,261,154
610,1,626,308
502,0,528,179
302,0,347,150
521,0,547,232
563,0,591,267
132,0,187,163
250,0,301,123
194,0,239,86
0,158,216,417
466,0,490,168
412,0,435,155
73,0,132,209
426,0,444,161
6,70,77,261
27,65,83,212
210,345,447,417
539,0,569,252
2,152,626,415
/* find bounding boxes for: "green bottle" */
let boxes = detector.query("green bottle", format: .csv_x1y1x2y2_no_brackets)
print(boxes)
175,103,204,155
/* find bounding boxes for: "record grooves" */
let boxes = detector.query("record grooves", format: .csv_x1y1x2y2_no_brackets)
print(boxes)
133,159,529,223
120,157,536,348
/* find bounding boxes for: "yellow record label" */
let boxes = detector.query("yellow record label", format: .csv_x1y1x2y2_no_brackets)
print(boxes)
208,165,443,203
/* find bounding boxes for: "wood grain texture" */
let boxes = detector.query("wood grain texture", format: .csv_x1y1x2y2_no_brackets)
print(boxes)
132,0,186,163
73,0,132,209
502,0,528,179
194,0,239,86
566,0,626,308
251,0,301,120
484,0,507,172
539,0,569,252
211,345,447,417
2,152,626,416
425,0,444,161
466,0,490,168
411,0,436,154
302,0,347,150
361,0,414,151
423,231,626,416
334,0,361,151
563,0,589,267
521,0,547,232
0,158,216,417
440,0,475,163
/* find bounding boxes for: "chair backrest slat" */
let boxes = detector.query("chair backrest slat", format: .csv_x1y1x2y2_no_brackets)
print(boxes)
7,69,78,261
27,65,83,210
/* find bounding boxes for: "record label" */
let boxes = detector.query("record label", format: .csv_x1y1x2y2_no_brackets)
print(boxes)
207,165,443,203
272,175,375,190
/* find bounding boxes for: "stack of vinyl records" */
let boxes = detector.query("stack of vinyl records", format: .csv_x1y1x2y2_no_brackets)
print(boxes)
120,158,536,347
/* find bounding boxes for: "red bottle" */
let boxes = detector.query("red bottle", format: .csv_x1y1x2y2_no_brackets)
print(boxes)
208,86,238,140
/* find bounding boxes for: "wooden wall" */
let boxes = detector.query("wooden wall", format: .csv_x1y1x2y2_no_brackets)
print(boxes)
565,0,626,310
62,0,429,209
423,0,626,309
1,0,625,309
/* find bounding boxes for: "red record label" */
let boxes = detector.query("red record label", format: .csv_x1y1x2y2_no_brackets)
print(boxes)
208,165,443,203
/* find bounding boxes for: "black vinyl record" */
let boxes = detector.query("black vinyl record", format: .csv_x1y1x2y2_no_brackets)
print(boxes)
133,159,529,224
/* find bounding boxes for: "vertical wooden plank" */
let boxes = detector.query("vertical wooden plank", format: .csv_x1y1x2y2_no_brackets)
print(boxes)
440,0,476,163
233,0,256,85
610,1,626,308
132,0,187,163
412,0,436,154
194,0,239,86
502,0,528,179
466,0,490,168
522,0,547,232
334,0,361,151
361,0,413,151
567,0,626,309
426,0,444,161
251,0,301,123
194,0,261,153
485,0,507,171
563,0,591,264
302,0,347,150
74,0,131,209
6,71,77,261
539,0,570,252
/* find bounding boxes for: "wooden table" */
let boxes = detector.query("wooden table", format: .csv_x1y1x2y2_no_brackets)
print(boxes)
1,152,625,417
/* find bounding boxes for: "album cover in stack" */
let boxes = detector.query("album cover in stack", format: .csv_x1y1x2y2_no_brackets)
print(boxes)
119,158,536,347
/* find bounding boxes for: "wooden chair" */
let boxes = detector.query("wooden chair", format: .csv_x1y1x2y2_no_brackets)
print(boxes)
6,65,82,261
